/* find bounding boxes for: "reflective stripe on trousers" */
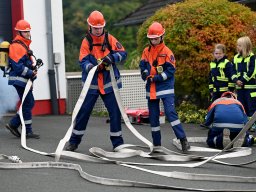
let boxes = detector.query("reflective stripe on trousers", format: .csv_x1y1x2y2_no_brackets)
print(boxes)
148,95,186,146
69,92,124,148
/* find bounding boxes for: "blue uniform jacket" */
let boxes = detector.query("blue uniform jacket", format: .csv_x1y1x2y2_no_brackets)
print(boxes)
205,97,248,132
79,32,127,95
8,35,34,87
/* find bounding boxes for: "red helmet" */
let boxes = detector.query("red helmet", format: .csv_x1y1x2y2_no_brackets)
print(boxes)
15,20,31,31
221,91,237,99
147,22,165,38
87,10,106,28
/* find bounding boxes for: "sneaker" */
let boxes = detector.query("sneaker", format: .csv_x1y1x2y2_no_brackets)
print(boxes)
180,137,190,153
233,133,245,147
5,124,21,137
65,143,78,151
26,132,40,139
222,128,231,148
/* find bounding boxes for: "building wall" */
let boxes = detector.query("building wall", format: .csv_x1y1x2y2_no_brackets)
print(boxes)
22,0,66,114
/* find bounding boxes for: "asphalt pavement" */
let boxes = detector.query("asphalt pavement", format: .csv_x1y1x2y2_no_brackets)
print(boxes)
0,115,256,192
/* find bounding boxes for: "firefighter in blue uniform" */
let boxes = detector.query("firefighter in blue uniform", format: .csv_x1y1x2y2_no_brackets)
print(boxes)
139,22,190,153
66,10,127,151
5,20,39,139
209,44,241,102
205,92,255,149
233,36,256,131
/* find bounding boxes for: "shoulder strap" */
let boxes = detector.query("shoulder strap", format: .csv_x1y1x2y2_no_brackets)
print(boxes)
11,40,33,57
84,32,93,51
84,31,112,52
148,45,152,52
104,31,112,53
12,40,29,52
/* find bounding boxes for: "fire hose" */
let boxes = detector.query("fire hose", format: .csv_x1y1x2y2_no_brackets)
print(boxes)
1,63,256,191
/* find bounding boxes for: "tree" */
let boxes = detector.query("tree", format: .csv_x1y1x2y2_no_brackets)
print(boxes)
137,0,256,107
63,0,146,72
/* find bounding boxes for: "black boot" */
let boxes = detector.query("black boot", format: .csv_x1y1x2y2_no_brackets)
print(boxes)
26,132,40,139
65,143,78,151
180,137,190,153
5,124,21,137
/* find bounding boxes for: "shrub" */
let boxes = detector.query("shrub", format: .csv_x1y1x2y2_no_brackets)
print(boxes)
176,101,207,124
124,50,141,69
137,0,256,107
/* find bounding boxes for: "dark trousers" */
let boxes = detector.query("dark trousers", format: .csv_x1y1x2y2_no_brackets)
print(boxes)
148,95,186,146
69,92,124,149
10,85,34,133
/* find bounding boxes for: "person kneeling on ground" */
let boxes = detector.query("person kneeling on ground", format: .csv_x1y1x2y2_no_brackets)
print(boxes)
205,91,255,149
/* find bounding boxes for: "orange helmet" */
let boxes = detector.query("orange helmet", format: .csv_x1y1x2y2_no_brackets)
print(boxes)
221,91,237,99
14,20,31,31
147,22,165,38
87,10,106,28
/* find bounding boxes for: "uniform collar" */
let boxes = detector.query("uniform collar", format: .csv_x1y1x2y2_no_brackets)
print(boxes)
213,55,227,63
150,42,165,51
14,34,32,47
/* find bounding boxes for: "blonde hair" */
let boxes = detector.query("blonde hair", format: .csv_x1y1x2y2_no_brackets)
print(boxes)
214,44,226,54
237,36,252,57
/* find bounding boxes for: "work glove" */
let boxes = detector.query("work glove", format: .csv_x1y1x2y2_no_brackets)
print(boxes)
97,64,105,71
35,59,43,69
102,54,114,66
31,70,37,81
141,70,149,81
146,75,154,83
32,59,42,70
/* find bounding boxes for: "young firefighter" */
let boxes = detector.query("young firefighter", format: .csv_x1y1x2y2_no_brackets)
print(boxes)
233,36,256,131
139,22,190,153
5,20,39,139
65,10,127,151
205,92,255,149
208,44,241,102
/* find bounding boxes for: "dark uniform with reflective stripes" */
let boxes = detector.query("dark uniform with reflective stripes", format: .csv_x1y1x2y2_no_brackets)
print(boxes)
233,53,256,117
209,56,237,102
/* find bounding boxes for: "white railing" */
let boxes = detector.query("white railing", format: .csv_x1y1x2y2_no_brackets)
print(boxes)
66,70,148,114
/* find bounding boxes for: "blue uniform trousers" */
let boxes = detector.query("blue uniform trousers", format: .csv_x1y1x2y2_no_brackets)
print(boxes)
237,89,256,117
207,129,251,149
10,85,34,133
148,95,186,146
69,91,124,149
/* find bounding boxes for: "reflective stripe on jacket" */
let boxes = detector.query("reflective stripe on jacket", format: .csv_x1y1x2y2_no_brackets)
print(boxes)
8,35,33,87
233,53,256,89
208,56,237,93
139,42,175,99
